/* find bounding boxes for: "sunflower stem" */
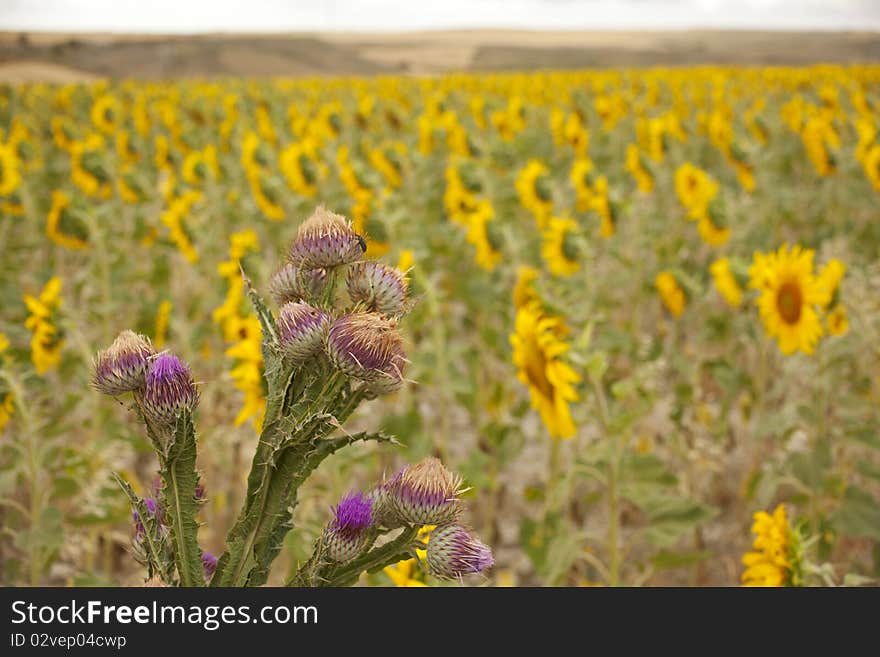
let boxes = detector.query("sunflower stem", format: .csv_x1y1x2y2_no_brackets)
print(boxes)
590,375,620,587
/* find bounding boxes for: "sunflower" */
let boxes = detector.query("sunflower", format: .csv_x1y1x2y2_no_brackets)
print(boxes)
464,200,503,272
541,217,582,277
854,117,876,165
510,303,581,439
0,333,13,432
70,133,112,199
46,190,88,250
862,144,880,192
625,144,654,193
563,112,589,157
732,159,756,193
513,265,540,309
117,169,144,205
225,315,266,429
90,94,121,135
153,300,172,349
826,305,848,336
742,505,803,587
0,141,22,197
182,145,220,187
384,558,428,587
444,165,478,224
816,258,845,305
115,130,140,164
570,158,595,212
280,142,318,197
709,257,743,308
590,176,615,238
247,170,284,222
696,214,730,248
749,244,831,355
801,115,837,177
655,271,686,317
367,143,404,189
515,159,553,228
674,162,717,219
23,277,64,375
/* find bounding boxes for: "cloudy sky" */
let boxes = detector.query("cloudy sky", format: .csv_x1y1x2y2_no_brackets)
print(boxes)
1,0,879,32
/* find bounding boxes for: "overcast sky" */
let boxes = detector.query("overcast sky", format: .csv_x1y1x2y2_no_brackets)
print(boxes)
1,0,879,32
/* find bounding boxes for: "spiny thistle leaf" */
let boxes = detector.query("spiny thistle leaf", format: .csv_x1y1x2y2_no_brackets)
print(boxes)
160,410,204,587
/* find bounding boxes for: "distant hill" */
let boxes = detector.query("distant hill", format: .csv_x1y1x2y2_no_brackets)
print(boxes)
1,29,878,81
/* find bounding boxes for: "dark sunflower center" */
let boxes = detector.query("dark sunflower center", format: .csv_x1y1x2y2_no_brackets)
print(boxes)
485,219,504,252
535,175,552,202
561,230,579,262
776,281,803,324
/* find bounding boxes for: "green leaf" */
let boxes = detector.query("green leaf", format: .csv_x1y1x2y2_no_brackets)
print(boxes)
622,453,678,487
848,429,880,450
638,496,718,548
161,410,204,587
519,513,564,577
787,441,831,489
651,549,713,569
832,486,880,541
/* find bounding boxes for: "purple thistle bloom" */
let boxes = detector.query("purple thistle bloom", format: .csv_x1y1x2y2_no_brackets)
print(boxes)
201,551,218,580
426,524,494,580
388,457,463,526
92,330,155,396
346,261,409,317
288,206,365,270
277,301,330,363
331,491,373,536
138,352,198,426
324,491,374,563
326,313,407,392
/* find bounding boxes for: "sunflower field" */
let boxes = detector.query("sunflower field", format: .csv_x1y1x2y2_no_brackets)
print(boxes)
1,64,880,587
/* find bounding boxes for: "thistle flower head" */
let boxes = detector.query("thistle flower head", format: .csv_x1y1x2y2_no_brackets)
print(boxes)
426,524,494,580
346,261,410,316
92,330,155,396
367,475,404,529
326,312,407,393
269,262,327,305
388,457,464,526
324,491,374,563
331,491,373,534
138,352,198,427
289,206,366,269
277,301,330,363
201,551,218,580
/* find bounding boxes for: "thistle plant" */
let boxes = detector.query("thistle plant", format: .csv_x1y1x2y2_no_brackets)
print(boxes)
94,206,493,587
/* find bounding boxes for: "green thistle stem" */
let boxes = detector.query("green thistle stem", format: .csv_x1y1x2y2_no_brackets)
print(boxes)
291,526,419,587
